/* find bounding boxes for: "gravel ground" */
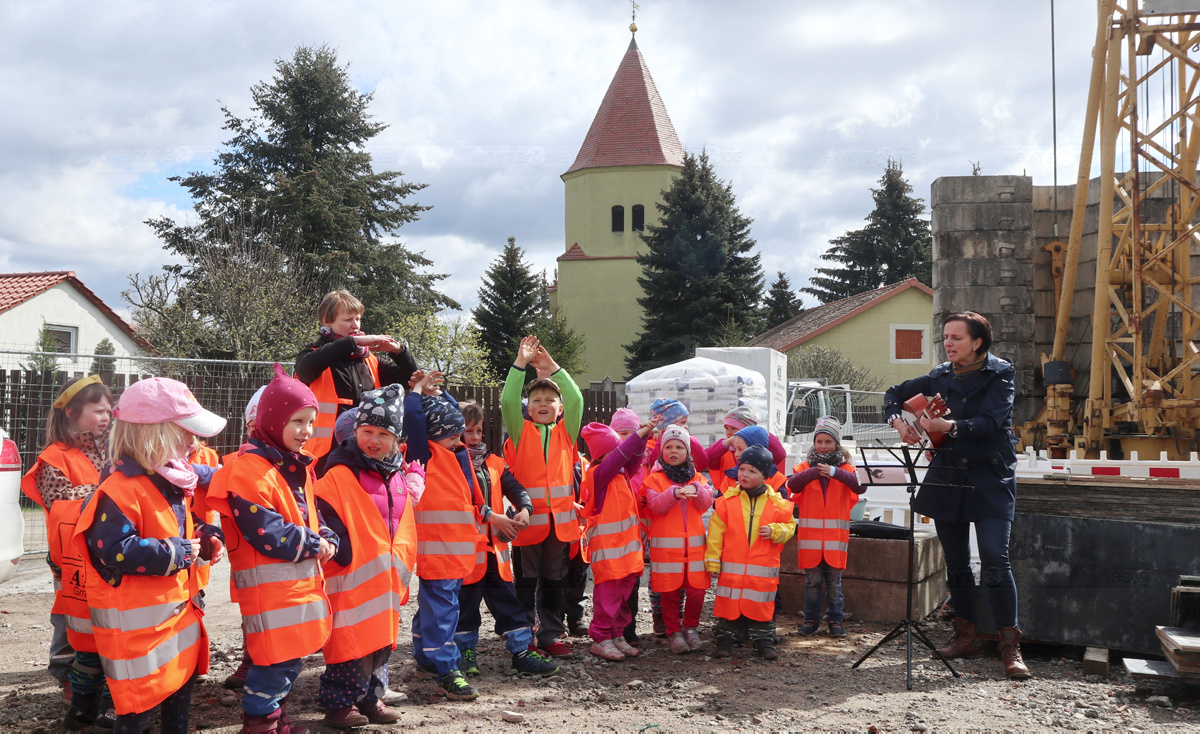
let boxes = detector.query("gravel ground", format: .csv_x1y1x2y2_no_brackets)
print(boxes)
1,559,1198,732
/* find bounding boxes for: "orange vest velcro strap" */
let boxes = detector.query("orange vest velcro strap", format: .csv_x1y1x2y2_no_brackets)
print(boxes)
243,599,330,635
101,620,202,682
233,559,321,591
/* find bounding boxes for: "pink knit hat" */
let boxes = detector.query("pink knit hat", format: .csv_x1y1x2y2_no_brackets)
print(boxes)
724,406,759,431
582,422,621,459
609,407,640,434
113,377,226,437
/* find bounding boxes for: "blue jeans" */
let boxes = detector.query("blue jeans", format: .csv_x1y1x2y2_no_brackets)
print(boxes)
803,561,844,623
242,658,303,716
412,578,463,676
935,518,1018,629
455,554,533,654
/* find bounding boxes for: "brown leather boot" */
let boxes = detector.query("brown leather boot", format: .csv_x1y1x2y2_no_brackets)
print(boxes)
998,627,1031,679
935,617,980,659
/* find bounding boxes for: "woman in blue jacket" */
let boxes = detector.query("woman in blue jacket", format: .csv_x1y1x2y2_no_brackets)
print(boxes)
884,312,1029,680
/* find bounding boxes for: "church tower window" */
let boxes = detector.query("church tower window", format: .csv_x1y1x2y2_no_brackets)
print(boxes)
632,204,645,231
611,205,625,232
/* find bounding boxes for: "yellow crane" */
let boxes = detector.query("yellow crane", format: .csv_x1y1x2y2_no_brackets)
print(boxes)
1031,0,1200,459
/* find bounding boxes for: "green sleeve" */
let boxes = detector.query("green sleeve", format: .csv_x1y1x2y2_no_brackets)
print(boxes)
552,369,584,441
501,366,528,449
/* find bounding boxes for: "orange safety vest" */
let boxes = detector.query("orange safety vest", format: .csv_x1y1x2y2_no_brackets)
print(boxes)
308,353,380,459
792,461,857,570
641,470,711,593
712,491,795,622
72,472,209,716
189,445,220,468
415,442,484,580
465,454,514,584
315,464,417,665
205,452,331,666
21,444,101,652
709,451,737,495
579,465,643,585
504,420,579,546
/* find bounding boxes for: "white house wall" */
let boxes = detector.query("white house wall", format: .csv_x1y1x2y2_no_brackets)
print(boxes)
0,284,141,371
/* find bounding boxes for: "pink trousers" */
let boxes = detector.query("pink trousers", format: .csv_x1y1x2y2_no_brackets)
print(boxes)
589,573,640,641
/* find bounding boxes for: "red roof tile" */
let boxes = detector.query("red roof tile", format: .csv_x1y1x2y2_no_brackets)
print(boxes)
748,279,933,353
564,37,685,176
0,270,147,348
559,243,588,260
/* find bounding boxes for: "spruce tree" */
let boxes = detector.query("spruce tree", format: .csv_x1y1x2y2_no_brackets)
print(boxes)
473,237,549,381
762,271,803,329
803,159,932,304
146,44,452,332
625,151,764,376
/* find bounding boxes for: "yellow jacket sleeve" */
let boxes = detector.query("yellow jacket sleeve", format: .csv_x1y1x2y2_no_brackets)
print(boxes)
704,503,726,572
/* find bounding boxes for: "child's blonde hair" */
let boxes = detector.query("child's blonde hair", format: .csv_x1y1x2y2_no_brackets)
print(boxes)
109,420,193,470
318,290,364,324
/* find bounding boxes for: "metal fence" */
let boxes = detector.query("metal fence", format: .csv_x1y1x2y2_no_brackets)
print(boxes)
4,350,287,554
785,383,898,447
7,349,630,554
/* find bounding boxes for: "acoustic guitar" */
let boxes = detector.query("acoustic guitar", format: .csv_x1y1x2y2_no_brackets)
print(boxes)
901,394,951,448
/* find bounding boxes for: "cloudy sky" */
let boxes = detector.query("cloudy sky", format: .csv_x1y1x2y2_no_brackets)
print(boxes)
0,0,1095,318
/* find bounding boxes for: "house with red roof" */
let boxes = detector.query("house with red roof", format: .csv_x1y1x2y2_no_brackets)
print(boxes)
550,26,686,383
0,271,145,369
748,278,934,387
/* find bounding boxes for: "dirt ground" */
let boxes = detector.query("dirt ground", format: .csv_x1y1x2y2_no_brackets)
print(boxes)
1,558,1199,733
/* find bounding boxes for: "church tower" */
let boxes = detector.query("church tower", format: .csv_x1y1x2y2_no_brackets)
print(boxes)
553,25,684,383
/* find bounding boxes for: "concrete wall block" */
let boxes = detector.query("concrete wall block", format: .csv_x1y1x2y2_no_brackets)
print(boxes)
777,574,948,622
933,259,1033,289
1033,183,1076,211
933,230,1034,261
932,175,1033,205
932,202,1034,234
936,286,1034,316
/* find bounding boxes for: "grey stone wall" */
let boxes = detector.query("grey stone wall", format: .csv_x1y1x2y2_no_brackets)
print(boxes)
930,175,1039,424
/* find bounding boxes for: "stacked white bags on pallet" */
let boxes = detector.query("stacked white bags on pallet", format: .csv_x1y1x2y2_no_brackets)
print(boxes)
625,357,769,449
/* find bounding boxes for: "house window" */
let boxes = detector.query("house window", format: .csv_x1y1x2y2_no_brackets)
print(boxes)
45,325,77,354
890,324,929,364
632,205,645,231
611,205,624,232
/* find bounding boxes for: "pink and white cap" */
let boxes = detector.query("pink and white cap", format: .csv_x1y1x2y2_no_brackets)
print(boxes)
113,377,227,438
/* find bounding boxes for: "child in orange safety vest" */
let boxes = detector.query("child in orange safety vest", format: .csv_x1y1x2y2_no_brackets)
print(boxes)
705,444,796,660
20,375,113,727
74,377,228,732
205,364,339,733
313,383,423,728
786,416,862,639
579,415,660,662
295,289,419,474
643,425,713,655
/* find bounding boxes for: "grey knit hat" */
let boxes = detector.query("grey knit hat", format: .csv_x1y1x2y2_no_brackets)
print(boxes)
813,416,843,445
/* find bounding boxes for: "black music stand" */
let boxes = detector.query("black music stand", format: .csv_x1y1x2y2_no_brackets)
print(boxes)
850,443,963,690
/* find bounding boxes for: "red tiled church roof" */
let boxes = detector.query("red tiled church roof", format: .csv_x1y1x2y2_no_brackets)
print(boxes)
748,278,933,353
0,270,147,347
563,37,685,176
559,243,588,260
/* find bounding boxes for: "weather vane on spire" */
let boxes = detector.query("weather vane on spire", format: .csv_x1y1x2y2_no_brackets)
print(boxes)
630,0,639,34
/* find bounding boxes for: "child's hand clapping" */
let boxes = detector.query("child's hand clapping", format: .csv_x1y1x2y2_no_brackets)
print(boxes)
675,483,698,500
317,538,336,562
758,525,773,539
515,336,541,369
818,463,833,478
414,370,445,396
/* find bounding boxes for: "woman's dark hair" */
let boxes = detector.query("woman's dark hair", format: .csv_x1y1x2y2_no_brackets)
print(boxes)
945,312,992,354
46,382,113,449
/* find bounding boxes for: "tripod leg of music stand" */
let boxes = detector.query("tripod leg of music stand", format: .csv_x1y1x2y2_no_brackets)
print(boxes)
851,621,905,669
911,622,961,677
905,620,914,690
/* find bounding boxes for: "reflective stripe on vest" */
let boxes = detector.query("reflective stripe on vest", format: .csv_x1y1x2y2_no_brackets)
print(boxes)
588,516,637,539
92,600,186,632
101,620,202,682
589,540,641,563
233,559,321,590
332,590,402,630
792,462,856,570
243,599,329,634
416,510,477,525
714,585,777,604
66,614,94,635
